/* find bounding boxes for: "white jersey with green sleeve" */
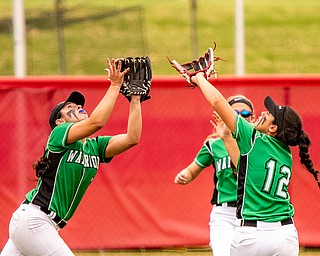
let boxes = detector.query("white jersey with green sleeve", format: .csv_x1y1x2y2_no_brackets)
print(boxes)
233,115,294,222
195,138,237,205
25,122,112,221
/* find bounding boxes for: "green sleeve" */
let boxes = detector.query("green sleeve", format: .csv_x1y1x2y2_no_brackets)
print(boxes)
47,122,74,152
233,115,255,154
95,136,113,163
194,139,223,168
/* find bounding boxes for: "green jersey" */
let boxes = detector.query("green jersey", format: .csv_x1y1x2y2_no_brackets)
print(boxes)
26,122,112,221
195,138,237,205
233,116,294,222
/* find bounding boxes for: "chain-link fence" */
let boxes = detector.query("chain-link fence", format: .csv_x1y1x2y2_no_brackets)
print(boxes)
1,5,146,75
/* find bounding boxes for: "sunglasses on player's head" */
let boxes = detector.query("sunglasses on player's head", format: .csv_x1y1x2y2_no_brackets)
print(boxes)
234,109,252,118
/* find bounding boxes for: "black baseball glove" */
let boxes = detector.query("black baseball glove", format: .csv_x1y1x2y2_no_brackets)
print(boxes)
119,56,152,102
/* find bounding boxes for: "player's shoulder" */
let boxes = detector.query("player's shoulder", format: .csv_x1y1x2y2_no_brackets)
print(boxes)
205,136,221,144
204,137,225,152
50,122,74,134
257,132,290,150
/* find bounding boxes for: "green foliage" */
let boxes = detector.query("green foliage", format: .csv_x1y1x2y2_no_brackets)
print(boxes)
1,0,320,76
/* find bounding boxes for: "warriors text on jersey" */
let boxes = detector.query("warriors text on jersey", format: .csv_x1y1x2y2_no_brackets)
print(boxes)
25,122,112,221
233,116,294,222
195,138,237,205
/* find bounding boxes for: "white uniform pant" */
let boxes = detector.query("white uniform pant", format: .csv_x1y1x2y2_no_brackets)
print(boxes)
209,205,237,256
1,203,74,256
230,220,299,256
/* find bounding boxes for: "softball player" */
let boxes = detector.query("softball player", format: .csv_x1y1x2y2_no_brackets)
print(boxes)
175,96,255,256
188,72,320,256
2,58,143,256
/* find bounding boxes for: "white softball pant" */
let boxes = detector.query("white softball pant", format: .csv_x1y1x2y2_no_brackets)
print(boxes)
209,205,237,256
230,219,299,256
1,203,74,256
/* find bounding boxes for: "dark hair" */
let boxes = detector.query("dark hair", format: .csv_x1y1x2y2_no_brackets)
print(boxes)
276,107,320,188
32,149,51,178
227,95,254,112
49,106,63,129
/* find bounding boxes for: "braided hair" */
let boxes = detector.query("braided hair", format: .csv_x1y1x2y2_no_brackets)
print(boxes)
276,107,320,188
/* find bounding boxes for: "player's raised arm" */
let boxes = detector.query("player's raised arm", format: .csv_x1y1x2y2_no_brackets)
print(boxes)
168,47,237,133
104,95,142,158
104,56,152,158
65,58,129,144
192,74,237,133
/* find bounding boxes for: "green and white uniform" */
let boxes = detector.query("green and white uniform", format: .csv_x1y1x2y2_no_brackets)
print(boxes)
195,138,237,205
231,115,298,256
25,122,112,221
195,138,237,256
2,122,113,256
233,116,294,221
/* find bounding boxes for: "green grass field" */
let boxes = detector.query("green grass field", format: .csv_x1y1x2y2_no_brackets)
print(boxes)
1,0,320,75
73,247,320,255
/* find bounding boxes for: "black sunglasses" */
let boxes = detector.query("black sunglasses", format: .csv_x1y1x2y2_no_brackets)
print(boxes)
234,109,252,118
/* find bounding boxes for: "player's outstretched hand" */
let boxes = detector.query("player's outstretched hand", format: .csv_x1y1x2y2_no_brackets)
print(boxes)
210,111,232,140
105,58,130,87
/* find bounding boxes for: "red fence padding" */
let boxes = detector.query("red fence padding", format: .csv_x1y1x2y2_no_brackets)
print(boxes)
0,76,320,250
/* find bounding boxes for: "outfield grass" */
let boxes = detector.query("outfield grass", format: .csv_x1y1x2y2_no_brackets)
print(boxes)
73,247,320,255
1,0,320,76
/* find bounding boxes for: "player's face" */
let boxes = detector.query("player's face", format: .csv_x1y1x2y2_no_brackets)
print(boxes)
254,111,275,134
231,102,255,123
59,102,88,124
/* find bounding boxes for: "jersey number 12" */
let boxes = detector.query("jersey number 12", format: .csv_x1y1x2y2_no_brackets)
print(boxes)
262,159,291,199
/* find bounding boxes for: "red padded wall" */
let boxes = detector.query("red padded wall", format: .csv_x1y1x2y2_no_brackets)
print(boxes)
0,75,319,250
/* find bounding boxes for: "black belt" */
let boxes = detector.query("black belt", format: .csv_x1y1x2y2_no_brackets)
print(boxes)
240,217,293,227
23,199,67,229
216,201,237,207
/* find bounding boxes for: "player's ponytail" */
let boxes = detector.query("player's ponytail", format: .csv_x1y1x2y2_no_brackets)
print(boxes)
279,107,320,188
32,149,52,178
298,131,320,188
